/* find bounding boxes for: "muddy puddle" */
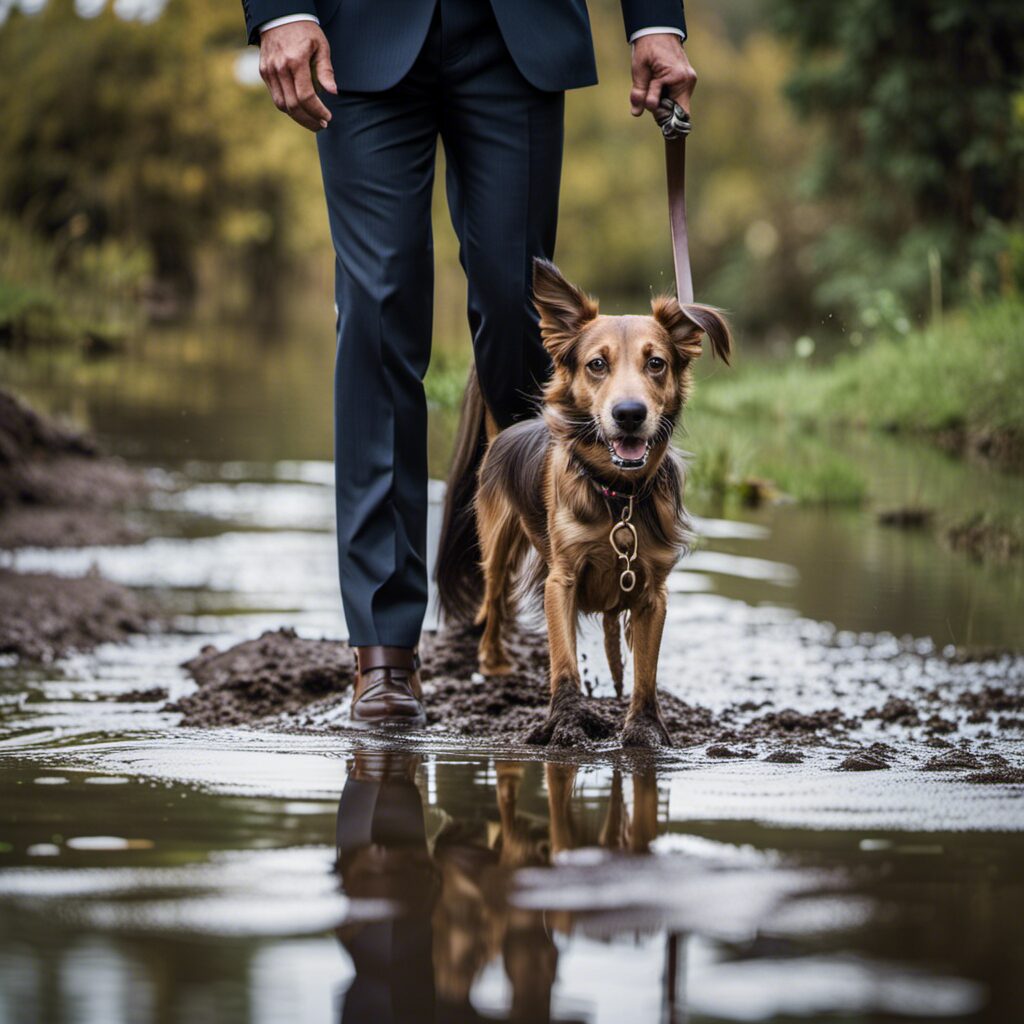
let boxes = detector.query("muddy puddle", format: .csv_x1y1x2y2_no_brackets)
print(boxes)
2,335,1024,1022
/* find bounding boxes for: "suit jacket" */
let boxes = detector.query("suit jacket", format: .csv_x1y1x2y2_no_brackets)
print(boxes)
241,0,686,92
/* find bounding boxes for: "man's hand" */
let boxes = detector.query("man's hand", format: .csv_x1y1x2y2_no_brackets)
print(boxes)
630,34,696,119
259,22,338,132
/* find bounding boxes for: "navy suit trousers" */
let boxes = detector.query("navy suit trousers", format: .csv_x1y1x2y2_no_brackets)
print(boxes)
316,0,563,646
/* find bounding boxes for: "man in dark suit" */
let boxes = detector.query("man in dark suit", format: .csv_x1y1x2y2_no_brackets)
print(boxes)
240,0,695,726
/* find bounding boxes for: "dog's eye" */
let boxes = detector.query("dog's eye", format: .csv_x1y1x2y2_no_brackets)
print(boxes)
647,356,667,373
587,357,608,374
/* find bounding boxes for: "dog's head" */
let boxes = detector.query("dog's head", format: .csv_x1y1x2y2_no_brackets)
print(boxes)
533,259,731,474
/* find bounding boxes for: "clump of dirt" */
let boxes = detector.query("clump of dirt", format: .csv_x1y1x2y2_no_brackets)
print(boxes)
742,707,854,737
764,749,804,764
112,686,169,703
946,513,1021,563
923,714,957,735
958,685,1023,717
923,749,983,771
966,767,1024,785
706,744,755,759
168,628,355,727
0,387,150,548
865,697,920,725
838,743,895,772
0,568,159,661
877,507,932,529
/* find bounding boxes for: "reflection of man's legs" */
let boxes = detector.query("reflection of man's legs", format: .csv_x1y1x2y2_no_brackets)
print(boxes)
335,753,438,1024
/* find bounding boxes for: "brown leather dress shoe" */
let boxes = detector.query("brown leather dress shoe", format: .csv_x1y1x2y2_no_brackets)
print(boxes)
350,645,426,728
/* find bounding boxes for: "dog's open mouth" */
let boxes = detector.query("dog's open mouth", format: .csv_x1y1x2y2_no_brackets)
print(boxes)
608,436,650,470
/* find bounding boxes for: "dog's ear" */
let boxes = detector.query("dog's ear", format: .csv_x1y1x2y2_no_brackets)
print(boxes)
533,258,598,364
651,296,732,365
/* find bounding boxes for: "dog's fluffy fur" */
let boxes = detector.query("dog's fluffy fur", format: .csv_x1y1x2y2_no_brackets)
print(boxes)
437,259,731,747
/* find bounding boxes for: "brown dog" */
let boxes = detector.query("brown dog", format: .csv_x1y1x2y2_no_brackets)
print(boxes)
464,259,731,748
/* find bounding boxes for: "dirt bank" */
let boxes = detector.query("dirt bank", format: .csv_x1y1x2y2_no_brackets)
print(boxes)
168,625,1024,776
0,568,161,662
0,388,150,548
0,388,167,661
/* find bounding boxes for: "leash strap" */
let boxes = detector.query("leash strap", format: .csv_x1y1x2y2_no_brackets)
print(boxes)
654,97,693,305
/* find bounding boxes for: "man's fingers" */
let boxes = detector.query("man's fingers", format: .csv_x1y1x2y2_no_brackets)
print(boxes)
263,70,286,113
279,71,325,132
292,60,331,126
644,75,666,113
630,63,652,117
314,42,338,95
666,71,697,112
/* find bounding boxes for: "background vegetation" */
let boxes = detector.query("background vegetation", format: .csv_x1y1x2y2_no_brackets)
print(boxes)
0,0,1022,525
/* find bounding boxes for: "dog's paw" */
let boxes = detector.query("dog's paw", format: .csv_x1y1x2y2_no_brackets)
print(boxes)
526,690,615,747
620,708,672,749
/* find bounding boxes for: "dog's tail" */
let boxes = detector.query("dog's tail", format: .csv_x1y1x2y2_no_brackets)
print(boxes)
435,365,487,624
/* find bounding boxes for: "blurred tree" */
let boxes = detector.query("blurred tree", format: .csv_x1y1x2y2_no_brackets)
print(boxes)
774,0,1024,325
0,0,324,313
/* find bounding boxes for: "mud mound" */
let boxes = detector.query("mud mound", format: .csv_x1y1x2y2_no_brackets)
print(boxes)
168,628,355,727
173,624,864,750
838,743,895,772
0,568,159,661
0,387,149,548
170,625,1024,767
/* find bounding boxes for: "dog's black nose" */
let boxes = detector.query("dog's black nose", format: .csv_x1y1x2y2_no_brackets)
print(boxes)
612,400,647,432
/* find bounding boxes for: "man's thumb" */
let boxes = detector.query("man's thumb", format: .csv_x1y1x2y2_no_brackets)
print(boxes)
315,45,338,95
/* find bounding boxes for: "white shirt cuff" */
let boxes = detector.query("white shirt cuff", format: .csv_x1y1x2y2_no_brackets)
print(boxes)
259,14,320,34
629,26,686,43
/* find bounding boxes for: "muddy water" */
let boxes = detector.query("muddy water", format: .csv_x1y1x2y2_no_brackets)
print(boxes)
2,327,1024,1022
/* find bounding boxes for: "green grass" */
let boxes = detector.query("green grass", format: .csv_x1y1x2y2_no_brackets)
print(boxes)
424,349,472,410
696,299,1024,453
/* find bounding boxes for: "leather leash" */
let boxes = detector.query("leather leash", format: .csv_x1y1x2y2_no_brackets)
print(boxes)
571,99,694,597
654,97,693,304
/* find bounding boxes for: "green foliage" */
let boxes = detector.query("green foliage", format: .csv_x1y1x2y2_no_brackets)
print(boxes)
696,298,1024,449
772,0,1024,321
0,215,141,344
0,0,323,308
758,454,867,506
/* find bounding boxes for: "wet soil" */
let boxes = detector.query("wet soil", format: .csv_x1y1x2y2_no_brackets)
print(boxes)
0,568,160,662
168,624,1024,778
0,388,150,549
171,623,870,754
167,628,355,726
0,389,166,662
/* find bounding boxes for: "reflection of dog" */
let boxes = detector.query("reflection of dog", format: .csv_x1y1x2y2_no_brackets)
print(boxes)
465,260,731,748
334,753,666,1024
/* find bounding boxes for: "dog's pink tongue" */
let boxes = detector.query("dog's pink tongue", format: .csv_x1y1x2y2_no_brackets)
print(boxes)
612,438,646,461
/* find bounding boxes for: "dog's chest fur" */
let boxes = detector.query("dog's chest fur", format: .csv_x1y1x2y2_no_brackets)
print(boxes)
482,419,685,613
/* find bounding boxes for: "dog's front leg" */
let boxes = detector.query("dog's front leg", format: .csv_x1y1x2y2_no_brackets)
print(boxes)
545,566,580,695
527,566,607,747
621,586,672,748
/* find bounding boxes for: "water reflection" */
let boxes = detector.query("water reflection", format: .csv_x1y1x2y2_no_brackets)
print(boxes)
333,752,668,1024
1,748,1021,1022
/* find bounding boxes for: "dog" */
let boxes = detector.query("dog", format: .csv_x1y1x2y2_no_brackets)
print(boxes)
438,259,731,748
